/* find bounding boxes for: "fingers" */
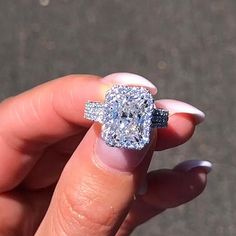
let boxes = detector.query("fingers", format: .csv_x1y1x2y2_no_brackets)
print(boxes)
35,123,157,236
22,98,205,190
155,99,205,151
0,187,53,236
0,73,156,153
0,73,157,192
116,160,212,236
0,74,107,191
0,75,104,146
0,161,211,236
22,129,88,189
143,164,210,209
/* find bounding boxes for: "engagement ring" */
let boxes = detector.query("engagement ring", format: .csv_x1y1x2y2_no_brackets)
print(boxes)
84,85,169,150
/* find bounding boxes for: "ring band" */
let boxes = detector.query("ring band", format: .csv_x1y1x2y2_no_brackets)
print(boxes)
84,85,169,150
85,101,168,128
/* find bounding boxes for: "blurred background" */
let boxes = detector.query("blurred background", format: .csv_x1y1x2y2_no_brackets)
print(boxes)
0,0,235,235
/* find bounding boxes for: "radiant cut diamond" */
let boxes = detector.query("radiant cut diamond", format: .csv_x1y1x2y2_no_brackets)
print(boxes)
101,85,154,150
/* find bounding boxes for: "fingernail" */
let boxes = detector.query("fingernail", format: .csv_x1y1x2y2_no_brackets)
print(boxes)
93,135,150,172
155,99,205,125
173,160,212,174
102,73,157,95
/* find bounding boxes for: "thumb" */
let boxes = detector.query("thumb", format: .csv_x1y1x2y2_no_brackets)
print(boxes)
35,123,156,236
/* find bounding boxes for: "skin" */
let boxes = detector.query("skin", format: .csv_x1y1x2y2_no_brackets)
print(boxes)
0,75,207,236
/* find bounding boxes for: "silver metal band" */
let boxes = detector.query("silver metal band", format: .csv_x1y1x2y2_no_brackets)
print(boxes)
85,101,168,128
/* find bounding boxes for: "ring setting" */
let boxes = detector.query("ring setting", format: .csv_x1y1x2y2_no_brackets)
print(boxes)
84,85,169,150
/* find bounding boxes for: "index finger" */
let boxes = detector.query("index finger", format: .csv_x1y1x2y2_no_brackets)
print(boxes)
0,74,108,191
0,74,106,146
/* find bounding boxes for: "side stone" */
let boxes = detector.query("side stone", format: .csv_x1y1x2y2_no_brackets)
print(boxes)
84,102,104,123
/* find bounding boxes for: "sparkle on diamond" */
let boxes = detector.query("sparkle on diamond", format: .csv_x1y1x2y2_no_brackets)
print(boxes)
102,85,154,150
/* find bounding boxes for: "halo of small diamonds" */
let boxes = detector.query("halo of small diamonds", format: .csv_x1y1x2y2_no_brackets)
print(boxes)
84,85,169,150
101,85,154,150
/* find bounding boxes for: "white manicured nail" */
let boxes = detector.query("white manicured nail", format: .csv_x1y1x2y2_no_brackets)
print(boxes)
94,134,150,172
155,99,205,125
173,160,212,174
102,73,157,95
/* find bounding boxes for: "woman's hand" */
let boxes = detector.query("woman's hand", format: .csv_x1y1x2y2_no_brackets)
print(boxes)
0,73,211,236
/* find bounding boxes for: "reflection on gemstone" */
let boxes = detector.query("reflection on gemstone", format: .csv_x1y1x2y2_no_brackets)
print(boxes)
102,85,154,150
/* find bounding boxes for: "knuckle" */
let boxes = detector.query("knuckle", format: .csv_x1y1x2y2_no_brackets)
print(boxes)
57,184,117,234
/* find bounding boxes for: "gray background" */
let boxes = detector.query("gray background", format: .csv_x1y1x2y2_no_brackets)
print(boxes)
0,0,235,235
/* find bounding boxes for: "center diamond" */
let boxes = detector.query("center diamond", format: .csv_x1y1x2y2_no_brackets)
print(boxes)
102,85,154,150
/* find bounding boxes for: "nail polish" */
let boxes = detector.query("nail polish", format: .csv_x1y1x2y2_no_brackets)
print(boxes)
102,73,157,95
173,160,212,174
93,134,150,172
155,99,205,125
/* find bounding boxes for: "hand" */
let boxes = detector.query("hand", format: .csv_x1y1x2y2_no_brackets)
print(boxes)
0,73,211,236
